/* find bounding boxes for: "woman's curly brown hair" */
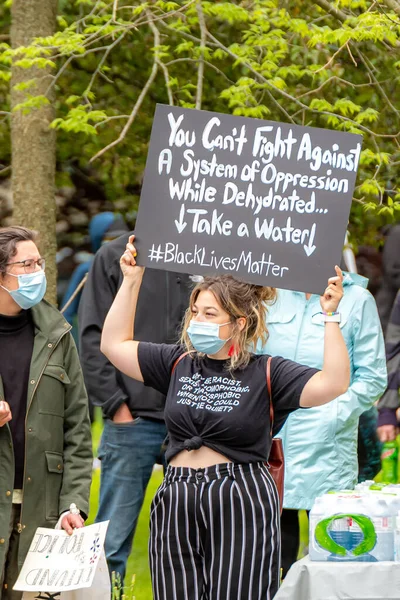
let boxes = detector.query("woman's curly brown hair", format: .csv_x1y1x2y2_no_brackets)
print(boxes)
180,274,276,370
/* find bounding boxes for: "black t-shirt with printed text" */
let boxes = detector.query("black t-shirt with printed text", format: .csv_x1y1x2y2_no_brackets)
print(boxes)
138,343,318,464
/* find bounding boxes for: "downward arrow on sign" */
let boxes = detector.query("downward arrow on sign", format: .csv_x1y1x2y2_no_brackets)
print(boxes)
304,223,316,257
175,204,187,234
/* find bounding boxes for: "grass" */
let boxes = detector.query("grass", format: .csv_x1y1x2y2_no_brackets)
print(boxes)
87,412,161,599
88,412,310,598
87,412,395,597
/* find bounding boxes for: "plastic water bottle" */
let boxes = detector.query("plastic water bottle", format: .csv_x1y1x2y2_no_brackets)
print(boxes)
309,497,328,561
381,441,398,483
328,498,356,558
395,512,400,562
355,480,375,491
365,495,394,561
309,492,395,561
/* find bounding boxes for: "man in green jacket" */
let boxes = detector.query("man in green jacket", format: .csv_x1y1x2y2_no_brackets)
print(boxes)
0,226,92,600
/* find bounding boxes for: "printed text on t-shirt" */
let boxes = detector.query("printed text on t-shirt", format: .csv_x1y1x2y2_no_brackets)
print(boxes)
176,372,250,412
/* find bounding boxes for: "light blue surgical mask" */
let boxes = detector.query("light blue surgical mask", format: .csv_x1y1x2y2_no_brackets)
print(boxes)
1,269,47,309
187,320,232,355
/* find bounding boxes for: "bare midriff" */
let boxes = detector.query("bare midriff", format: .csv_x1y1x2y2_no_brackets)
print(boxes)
169,446,232,469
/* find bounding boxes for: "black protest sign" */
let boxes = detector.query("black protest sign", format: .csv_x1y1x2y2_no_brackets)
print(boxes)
135,105,362,293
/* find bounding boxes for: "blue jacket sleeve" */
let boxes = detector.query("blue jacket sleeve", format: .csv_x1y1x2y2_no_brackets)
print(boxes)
337,291,387,424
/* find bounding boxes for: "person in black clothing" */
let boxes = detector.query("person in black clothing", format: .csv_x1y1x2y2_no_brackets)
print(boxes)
377,290,400,441
375,223,400,335
100,235,350,600
78,232,192,585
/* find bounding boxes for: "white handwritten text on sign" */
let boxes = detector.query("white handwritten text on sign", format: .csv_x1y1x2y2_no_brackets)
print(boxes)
135,106,362,293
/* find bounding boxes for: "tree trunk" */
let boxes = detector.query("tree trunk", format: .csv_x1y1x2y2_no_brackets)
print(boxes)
10,0,58,304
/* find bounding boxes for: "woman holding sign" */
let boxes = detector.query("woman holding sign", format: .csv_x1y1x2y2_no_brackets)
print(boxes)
101,234,350,600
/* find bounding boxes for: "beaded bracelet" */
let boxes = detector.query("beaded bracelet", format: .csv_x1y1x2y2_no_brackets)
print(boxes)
321,311,341,323
313,311,341,322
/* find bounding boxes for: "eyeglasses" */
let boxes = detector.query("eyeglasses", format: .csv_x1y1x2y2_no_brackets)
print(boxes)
6,258,46,274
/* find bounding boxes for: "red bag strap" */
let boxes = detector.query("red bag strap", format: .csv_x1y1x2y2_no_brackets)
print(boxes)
266,356,274,437
171,352,190,375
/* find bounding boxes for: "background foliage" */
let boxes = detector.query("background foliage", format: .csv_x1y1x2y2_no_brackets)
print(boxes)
1,0,400,246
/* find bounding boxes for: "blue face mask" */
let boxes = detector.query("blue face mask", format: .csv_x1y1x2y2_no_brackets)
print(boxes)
1,269,47,310
187,320,232,355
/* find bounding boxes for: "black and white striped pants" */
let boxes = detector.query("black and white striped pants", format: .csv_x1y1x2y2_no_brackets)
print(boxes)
149,462,280,600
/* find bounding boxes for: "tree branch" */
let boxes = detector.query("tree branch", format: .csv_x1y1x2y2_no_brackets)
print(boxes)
196,0,206,110
166,57,234,85
84,31,127,102
112,0,119,21
94,114,130,128
160,20,219,48
265,91,296,124
354,46,400,117
298,76,353,98
147,15,174,105
205,30,400,138
312,0,348,22
381,0,400,17
90,11,160,162
314,40,349,73
313,0,400,49
160,61,174,105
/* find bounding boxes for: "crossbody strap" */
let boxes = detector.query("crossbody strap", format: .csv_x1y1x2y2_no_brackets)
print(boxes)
171,351,190,375
266,356,274,437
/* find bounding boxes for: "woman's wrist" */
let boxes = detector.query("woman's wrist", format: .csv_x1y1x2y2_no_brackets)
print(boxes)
321,311,341,323
122,270,144,288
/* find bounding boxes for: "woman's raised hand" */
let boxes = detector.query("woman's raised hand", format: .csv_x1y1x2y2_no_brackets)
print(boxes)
120,235,144,280
320,265,344,313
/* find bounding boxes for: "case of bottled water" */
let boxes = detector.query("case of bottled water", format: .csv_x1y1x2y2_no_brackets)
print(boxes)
309,491,396,562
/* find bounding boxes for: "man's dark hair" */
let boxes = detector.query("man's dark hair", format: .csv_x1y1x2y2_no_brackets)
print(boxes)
0,226,37,274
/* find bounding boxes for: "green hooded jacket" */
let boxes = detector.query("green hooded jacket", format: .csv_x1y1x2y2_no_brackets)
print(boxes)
0,300,92,571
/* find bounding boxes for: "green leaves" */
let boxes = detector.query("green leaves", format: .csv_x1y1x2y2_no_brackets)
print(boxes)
14,57,56,69
13,95,50,115
176,40,194,54
310,99,334,112
203,2,250,24
355,108,379,124
156,1,180,10
51,105,107,135
332,99,361,117
2,0,400,230
359,179,384,196
360,149,390,166
13,79,37,92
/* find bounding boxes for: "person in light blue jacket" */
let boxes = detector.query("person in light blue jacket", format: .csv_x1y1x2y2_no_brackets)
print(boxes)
258,272,387,576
